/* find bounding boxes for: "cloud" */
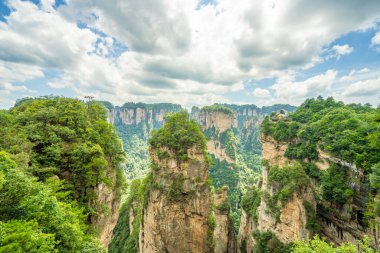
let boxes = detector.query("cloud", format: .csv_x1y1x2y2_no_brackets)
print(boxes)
343,76,380,97
332,44,354,56
252,88,271,98
0,0,97,68
271,70,337,102
234,0,380,73
372,31,380,45
0,0,380,108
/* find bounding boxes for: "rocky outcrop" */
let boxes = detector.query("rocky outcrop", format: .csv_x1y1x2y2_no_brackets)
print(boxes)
261,135,288,167
198,110,238,133
238,135,315,251
314,149,376,247
237,210,255,253
207,139,235,164
91,167,121,247
139,146,213,253
214,187,237,253
106,103,182,137
239,132,378,250
194,109,237,162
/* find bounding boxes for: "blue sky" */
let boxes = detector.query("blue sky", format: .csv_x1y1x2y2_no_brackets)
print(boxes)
0,0,379,108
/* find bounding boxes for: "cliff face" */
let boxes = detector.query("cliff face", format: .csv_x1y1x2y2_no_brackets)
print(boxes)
214,187,237,253
92,177,121,246
314,149,377,246
238,135,314,252
109,104,182,132
238,132,378,251
196,110,237,163
139,146,213,253
198,110,238,133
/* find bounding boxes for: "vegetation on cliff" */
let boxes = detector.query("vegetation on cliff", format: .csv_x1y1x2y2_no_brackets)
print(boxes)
257,96,379,247
292,235,374,253
150,112,209,161
0,97,125,252
110,112,212,252
110,102,182,180
109,176,152,253
202,104,234,115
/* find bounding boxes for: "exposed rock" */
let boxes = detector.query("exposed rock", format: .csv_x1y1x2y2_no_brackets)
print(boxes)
207,139,235,163
193,110,237,162
256,191,313,243
139,146,213,253
92,171,121,247
238,135,314,251
237,210,255,253
198,110,237,133
261,135,288,167
214,187,237,253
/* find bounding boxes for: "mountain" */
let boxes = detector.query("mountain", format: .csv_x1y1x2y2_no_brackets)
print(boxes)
109,113,237,252
0,97,125,251
238,97,380,252
104,102,183,180
191,104,297,230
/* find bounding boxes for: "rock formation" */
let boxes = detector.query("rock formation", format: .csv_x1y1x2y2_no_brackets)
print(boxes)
214,186,237,253
139,145,213,253
238,130,378,251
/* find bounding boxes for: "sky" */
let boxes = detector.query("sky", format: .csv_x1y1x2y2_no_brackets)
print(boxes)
0,0,380,108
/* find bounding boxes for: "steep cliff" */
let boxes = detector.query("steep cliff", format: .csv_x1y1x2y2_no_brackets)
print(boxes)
214,186,238,253
110,112,237,253
0,98,125,251
238,135,313,253
140,145,213,253
105,102,183,180
238,97,380,251
191,104,297,232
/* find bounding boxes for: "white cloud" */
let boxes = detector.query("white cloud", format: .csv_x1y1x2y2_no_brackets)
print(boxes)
371,31,380,46
332,44,354,56
252,88,271,98
0,0,380,107
271,70,337,103
343,76,380,97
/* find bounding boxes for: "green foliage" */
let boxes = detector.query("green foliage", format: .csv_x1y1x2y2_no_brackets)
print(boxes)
370,163,380,216
0,220,57,253
241,187,261,222
303,201,320,234
202,104,234,115
268,163,310,203
150,112,208,162
0,151,105,252
292,235,375,253
304,163,322,180
216,201,231,212
109,176,153,253
320,164,354,206
266,163,310,222
285,142,318,161
168,175,185,202
261,117,300,142
209,156,239,210
0,97,125,252
220,130,237,160
206,212,216,248
264,96,380,227
253,230,293,253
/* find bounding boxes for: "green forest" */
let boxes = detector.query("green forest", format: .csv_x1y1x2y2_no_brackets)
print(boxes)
248,96,380,252
1,96,378,252
0,97,125,252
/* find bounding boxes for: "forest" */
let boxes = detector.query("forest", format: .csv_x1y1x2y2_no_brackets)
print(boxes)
1,96,379,252
0,97,125,252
